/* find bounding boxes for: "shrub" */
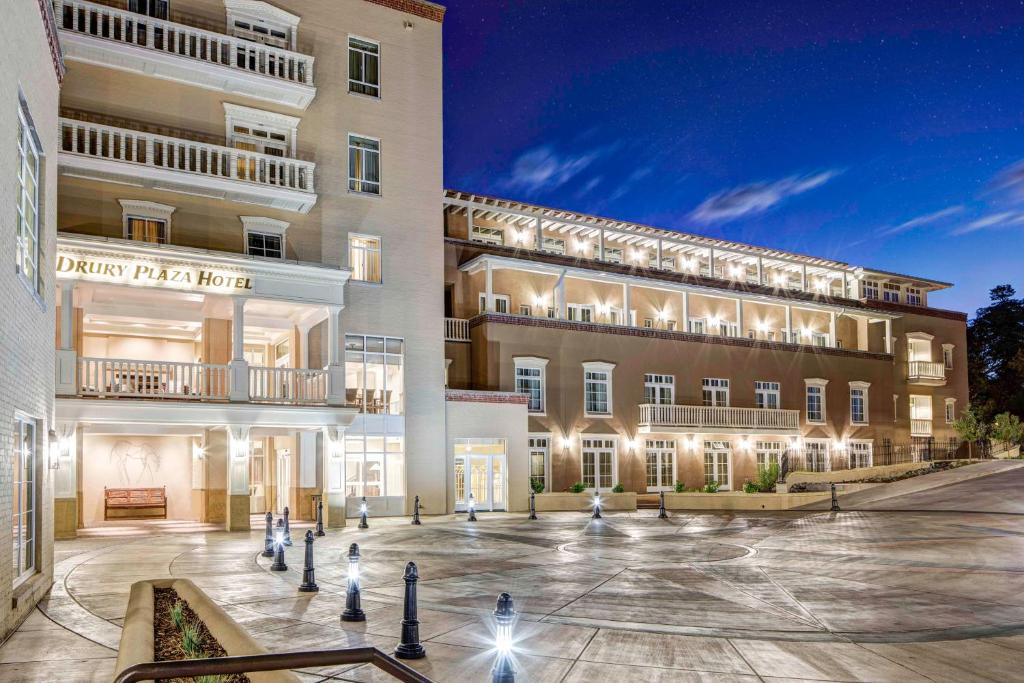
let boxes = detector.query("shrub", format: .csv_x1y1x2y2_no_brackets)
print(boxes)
674,481,685,493
611,483,625,493
992,412,1024,446
169,600,184,631
569,481,586,493
755,463,780,493
743,481,760,494
530,479,545,494
703,481,720,493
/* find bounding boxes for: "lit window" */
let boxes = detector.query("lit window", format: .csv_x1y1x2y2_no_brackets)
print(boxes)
644,374,674,405
344,433,404,498
850,382,869,425
247,232,283,258
348,37,380,97
529,437,549,492
348,135,380,195
805,379,828,423
349,235,382,282
583,363,614,416
755,441,783,472
850,441,872,468
16,100,41,294
470,225,504,245
945,398,956,424
345,335,404,415
755,381,780,410
121,202,174,245
942,345,954,370
13,415,37,583
514,358,548,414
702,378,729,407
581,438,615,489
804,439,830,472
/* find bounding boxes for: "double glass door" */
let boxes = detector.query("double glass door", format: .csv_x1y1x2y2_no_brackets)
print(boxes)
454,439,506,512
703,441,731,490
645,440,676,492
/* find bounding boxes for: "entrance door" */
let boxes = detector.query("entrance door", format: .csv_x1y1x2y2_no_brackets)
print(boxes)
703,441,731,490
275,448,291,513
453,439,507,512
249,438,266,513
645,439,676,492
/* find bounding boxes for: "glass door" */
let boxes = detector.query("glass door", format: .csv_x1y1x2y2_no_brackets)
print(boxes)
645,439,676,492
275,448,291,513
249,438,266,513
703,441,731,490
454,439,507,511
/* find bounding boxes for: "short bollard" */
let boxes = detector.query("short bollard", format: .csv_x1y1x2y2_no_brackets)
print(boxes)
358,496,369,529
592,489,602,519
830,482,840,512
270,520,288,572
528,490,538,520
658,490,668,519
411,495,422,525
283,506,293,546
314,499,326,537
491,592,517,683
341,543,366,622
467,492,478,522
394,562,426,659
261,511,274,557
298,530,318,592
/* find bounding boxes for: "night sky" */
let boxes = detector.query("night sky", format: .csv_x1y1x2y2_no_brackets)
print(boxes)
440,0,1024,316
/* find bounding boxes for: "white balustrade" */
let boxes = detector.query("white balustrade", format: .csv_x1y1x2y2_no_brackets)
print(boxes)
78,357,229,399
911,418,933,437
444,317,471,342
249,366,327,404
908,361,945,381
639,403,800,431
59,117,315,193
55,0,314,84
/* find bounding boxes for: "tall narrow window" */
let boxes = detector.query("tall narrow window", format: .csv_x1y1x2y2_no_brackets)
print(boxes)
349,37,380,97
805,379,828,423
528,437,549,493
12,415,37,583
514,358,547,414
581,438,615,489
942,344,955,370
349,235,382,283
849,441,872,468
849,382,869,425
861,280,879,300
583,363,614,416
945,398,956,424
754,381,780,410
644,374,674,405
906,287,922,305
345,335,404,415
702,378,729,407
16,100,41,294
804,439,830,472
128,0,168,19
883,283,901,303
348,135,381,195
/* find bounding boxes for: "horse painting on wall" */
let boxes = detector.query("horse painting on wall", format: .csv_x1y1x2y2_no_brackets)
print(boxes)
109,440,162,485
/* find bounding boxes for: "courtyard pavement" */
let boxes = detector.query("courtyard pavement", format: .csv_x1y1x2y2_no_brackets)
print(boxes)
4,467,1024,682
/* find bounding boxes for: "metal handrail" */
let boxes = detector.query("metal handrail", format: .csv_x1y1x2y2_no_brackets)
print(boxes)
113,646,434,683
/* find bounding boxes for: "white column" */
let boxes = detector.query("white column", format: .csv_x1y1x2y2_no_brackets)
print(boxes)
681,291,689,331
623,282,632,326
801,265,808,292
757,257,764,285
467,207,475,236
708,248,715,276
534,217,543,251
229,297,250,401
735,298,743,336
829,311,837,347
227,424,252,496
598,229,605,261
325,304,345,406
884,318,893,354
321,426,346,528
784,305,792,343
656,239,663,268
56,284,78,395
485,261,495,313
556,270,567,319
842,272,849,298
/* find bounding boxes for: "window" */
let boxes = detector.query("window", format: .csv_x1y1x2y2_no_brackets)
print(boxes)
849,441,872,469
470,224,504,246
720,321,739,338
581,437,615,489
514,357,547,414
345,335,404,415
518,304,531,316
805,379,828,423
604,247,623,264
756,441,783,472
12,415,37,583
643,318,654,329
121,200,176,246
688,318,706,335
478,293,510,314
348,135,380,194
644,374,674,405
349,235,382,282
16,100,41,294
345,433,403,498
883,283,901,303
850,382,869,425
811,332,828,347
755,381,780,410
348,37,380,97
703,440,731,489
945,398,956,424
127,0,168,18
567,304,594,322
583,362,614,416
804,440,830,472
942,345,954,370
127,217,168,243
907,287,922,306
529,437,549,492
542,237,566,255
702,378,729,407
862,279,879,300
247,231,283,258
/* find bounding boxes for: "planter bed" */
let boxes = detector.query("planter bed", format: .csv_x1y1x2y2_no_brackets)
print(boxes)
534,491,637,512
663,491,830,511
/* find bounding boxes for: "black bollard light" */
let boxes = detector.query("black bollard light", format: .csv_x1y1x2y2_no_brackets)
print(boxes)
591,489,602,519
270,519,288,572
394,561,426,659
491,592,517,683
528,490,537,520
261,511,274,557
467,492,478,522
341,543,366,622
830,482,840,512
658,490,668,519
358,496,369,529
411,495,422,525
314,499,326,537
298,530,318,592
283,506,293,546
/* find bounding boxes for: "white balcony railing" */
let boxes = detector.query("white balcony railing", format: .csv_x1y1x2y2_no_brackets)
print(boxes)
249,366,327,405
908,361,945,383
911,419,933,437
55,0,315,90
78,357,229,399
444,317,471,342
639,403,801,432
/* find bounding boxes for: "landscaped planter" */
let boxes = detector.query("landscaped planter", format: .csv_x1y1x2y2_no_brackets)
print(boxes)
115,578,299,683
663,491,830,511
534,491,637,512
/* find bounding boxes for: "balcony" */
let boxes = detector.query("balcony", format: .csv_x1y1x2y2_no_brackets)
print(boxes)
445,317,471,342
59,116,318,213
55,0,316,109
911,419,933,437
638,403,801,434
77,357,328,405
907,361,946,386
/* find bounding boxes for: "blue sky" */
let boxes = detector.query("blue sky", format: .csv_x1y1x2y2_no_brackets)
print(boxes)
440,0,1024,316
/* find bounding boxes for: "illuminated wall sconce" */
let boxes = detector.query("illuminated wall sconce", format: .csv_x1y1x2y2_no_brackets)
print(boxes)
730,265,743,278
801,327,812,338
631,249,645,263
192,444,207,460
708,316,721,329
739,438,751,451
596,303,610,316
512,229,525,244
773,274,786,286
833,440,847,451
815,279,829,292
755,321,770,333
655,309,668,322
533,294,546,308
574,238,588,254
559,436,573,450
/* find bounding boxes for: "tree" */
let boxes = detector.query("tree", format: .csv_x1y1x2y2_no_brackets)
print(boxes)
952,404,988,459
967,285,1024,422
991,412,1024,447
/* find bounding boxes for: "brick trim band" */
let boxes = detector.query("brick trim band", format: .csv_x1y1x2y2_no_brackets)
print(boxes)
37,0,66,83
363,0,445,22
445,389,529,404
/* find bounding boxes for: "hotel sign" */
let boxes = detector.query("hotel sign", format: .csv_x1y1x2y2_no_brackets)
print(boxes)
56,251,253,293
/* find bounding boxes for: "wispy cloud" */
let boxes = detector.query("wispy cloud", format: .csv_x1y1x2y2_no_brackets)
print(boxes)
950,210,1024,236
576,175,603,198
877,205,963,236
608,166,654,202
989,160,1024,200
502,145,602,194
690,170,840,224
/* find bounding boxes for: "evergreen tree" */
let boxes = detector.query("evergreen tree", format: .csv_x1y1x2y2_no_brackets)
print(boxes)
967,285,1024,421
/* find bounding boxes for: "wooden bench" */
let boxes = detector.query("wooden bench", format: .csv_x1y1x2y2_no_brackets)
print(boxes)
104,486,167,520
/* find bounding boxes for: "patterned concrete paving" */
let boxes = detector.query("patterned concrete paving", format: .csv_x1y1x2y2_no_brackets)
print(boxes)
4,487,1024,682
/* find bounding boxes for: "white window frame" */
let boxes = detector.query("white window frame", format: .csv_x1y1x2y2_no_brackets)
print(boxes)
224,103,299,156
942,344,955,370
541,236,566,255
688,317,706,334
16,97,42,296
120,199,175,245
849,381,870,426
906,287,923,306
849,440,873,469
703,440,732,490
754,381,780,410
348,35,381,98
241,216,288,259
805,378,828,424
702,378,730,407
603,247,624,264
755,440,784,472
861,279,879,300
348,133,381,195
882,282,901,303
804,438,831,472
225,0,299,50
581,436,617,490
945,398,956,424
583,362,615,417
349,233,382,283
12,412,38,584
470,224,504,246
567,303,595,323
528,435,551,493
644,374,674,405
478,293,510,314
514,357,548,415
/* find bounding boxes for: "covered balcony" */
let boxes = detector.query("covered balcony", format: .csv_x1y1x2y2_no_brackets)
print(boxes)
58,114,317,213
638,404,801,434
55,0,316,109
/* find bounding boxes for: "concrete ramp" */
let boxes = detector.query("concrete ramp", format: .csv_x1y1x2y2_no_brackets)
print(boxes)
798,459,1024,512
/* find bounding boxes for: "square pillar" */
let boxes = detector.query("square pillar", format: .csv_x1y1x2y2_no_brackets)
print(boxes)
555,270,567,320
785,305,793,343
325,305,346,406
53,421,79,539
56,284,77,395
485,261,495,313
534,217,543,250
198,429,228,524
226,425,251,531
623,283,632,326
321,427,347,528
829,311,837,347
229,297,250,401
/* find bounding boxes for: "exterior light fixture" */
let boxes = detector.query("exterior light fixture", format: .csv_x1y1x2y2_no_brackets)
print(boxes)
656,309,668,322
801,327,812,338
730,265,743,278
491,592,517,683
574,238,587,253
467,492,478,522
341,543,366,622
773,274,786,286
708,316,721,329
559,436,572,450
592,490,602,519
756,321,770,333
358,496,369,529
